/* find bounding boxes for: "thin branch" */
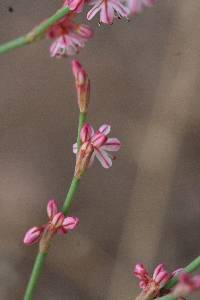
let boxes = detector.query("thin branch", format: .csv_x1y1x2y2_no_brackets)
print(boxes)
0,6,70,55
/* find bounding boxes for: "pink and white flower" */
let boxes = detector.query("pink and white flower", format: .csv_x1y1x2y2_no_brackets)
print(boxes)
73,123,121,173
127,0,156,16
87,0,129,24
23,199,79,245
134,263,171,292
48,14,93,58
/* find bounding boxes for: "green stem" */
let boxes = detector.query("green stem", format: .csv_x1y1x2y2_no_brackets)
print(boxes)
62,112,86,214
77,112,87,150
154,256,200,300
23,110,87,299
62,176,80,214
24,252,47,300
165,255,200,289
0,7,70,55
24,113,87,300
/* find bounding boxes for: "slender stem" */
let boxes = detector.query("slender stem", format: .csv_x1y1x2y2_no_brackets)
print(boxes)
23,110,87,299
165,255,200,289
62,176,80,214
24,252,47,300
62,112,86,214
0,7,70,55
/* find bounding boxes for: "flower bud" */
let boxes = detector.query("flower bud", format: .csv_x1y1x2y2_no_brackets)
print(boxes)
23,226,43,245
72,60,90,113
153,264,171,288
60,216,80,233
75,141,94,178
64,0,85,13
47,199,58,219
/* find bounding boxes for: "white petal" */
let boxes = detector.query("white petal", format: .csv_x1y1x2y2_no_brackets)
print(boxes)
73,143,78,154
101,138,121,151
94,148,112,168
98,124,111,135
87,1,102,20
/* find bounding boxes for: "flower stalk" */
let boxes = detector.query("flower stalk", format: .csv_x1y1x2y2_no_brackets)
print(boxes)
0,6,70,55
23,109,87,300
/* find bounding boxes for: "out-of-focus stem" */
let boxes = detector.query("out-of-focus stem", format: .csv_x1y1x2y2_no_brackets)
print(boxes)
153,256,200,300
0,7,70,55
165,255,200,289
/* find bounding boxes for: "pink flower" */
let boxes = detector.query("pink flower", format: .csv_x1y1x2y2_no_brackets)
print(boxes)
72,60,90,113
172,272,200,298
127,0,156,16
134,263,171,292
73,123,121,175
87,0,129,24
23,200,79,245
63,0,85,13
48,14,93,58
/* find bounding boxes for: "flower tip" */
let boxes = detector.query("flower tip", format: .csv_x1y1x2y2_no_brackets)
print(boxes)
71,59,82,76
47,199,58,219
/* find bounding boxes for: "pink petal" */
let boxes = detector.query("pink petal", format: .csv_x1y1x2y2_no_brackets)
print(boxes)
110,0,129,17
101,138,121,151
100,1,114,24
51,212,65,228
77,25,94,39
47,199,58,219
94,148,112,168
80,123,94,142
192,276,200,289
64,0,85,13
62,216,79,232
72,60,83,79
153,264,171,288
98,124,111,135
153,264,165,279
23,226,43,245
87,1,102,20
91,132,107,147
134,263,149,280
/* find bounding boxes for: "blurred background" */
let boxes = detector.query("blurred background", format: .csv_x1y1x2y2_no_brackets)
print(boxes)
0,0,200,299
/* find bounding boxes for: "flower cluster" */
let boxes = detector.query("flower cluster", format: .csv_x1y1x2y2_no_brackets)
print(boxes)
64,0,157,24
73,123,121,177
24,200,79,245
47,0,157,58
134,263,200,299
48,13,93,58
134,263,171,294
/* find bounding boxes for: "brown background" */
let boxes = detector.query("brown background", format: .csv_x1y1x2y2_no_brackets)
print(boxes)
0,0,200,299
